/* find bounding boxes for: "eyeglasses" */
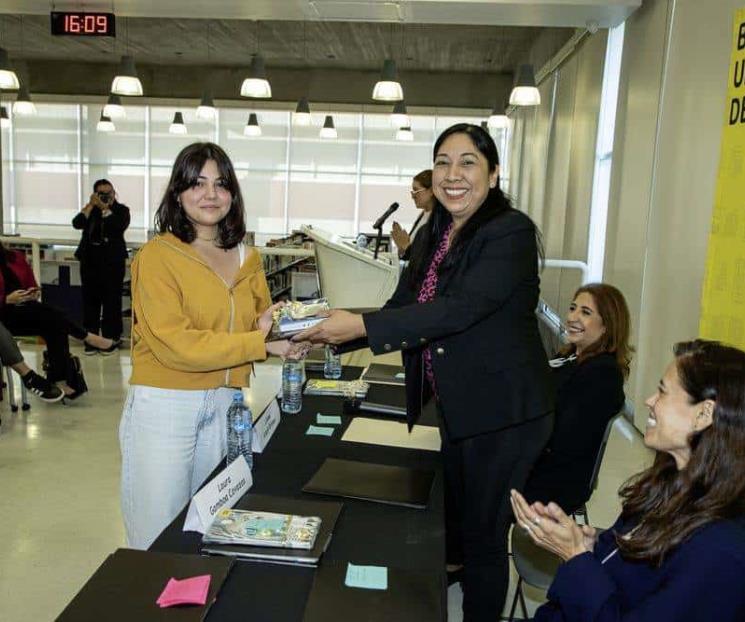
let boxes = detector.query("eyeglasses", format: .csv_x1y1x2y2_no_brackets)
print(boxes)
410,188,427,197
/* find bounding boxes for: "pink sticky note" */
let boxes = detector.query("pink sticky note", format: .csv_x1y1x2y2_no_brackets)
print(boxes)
156,574,211,608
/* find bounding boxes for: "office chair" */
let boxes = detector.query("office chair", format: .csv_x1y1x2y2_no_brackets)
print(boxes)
506,412,622,621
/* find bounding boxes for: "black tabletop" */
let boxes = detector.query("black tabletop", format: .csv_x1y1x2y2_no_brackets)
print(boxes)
149,366,446,622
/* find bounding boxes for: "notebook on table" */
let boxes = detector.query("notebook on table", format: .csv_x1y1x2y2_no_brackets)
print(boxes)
200,493,343,566
359,383,407,417
302,560,445,622
302,458,435,509
57,548,233,622
360,363,406,387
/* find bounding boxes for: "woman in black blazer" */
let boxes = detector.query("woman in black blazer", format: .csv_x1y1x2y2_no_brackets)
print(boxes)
524,283,631,514
297,124,554,621
72,178,130,350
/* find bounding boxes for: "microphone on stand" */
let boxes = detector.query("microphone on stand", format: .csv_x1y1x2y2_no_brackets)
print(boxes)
372,202,399,230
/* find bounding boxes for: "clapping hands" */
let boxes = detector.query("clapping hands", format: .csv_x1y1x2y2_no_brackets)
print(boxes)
510,489,597,561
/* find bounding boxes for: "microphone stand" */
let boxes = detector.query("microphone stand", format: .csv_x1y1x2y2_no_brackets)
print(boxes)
372,224,383,260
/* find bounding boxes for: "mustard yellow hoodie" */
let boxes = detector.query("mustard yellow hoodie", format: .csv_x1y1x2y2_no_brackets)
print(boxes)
129,233,271,389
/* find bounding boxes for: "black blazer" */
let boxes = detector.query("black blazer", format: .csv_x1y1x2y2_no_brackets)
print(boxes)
72,201,130,264
363,209,553,441
523,352,625,513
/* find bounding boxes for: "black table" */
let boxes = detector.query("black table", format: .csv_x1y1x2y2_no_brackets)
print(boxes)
149,367,446,621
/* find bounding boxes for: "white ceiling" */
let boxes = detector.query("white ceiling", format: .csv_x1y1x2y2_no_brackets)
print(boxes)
0,0,641,28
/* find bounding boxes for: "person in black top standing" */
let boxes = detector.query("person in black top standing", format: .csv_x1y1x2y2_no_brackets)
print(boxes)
72,179,130,354
390,169,435,260
296,124,553,621
524,283,632,514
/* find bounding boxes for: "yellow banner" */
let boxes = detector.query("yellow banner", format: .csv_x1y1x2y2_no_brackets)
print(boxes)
699,8,745,348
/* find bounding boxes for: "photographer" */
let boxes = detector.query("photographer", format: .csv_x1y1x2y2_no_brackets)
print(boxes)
72,179,130,354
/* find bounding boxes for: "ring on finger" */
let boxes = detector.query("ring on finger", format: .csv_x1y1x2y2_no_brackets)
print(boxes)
533,516,541,526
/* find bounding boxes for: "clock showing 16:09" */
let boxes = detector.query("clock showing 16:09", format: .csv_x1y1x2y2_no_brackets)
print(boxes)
50,12,116,37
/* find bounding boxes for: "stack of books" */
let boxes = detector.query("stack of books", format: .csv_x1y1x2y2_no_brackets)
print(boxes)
201,494,343,567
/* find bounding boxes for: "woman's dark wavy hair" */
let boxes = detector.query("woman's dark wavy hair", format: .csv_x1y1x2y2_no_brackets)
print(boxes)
406,123,542,287
154,142,246,249
617,339,745,565
559,283,634,378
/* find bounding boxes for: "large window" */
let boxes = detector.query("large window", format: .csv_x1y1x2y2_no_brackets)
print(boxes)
1,102,509,243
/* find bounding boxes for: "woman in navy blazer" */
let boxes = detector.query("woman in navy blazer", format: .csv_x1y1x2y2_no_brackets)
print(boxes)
512,339,745,621
297,124,554,621
524,283,631,514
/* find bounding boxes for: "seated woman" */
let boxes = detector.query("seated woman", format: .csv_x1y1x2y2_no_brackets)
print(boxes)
0,320,63,402
512,339,745,621
0,242,115,398
523,283,631,514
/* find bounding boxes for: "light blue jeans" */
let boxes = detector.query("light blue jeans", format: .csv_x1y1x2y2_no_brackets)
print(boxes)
119,385,236,549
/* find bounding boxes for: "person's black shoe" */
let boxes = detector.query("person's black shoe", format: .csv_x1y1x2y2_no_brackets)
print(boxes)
97,338,122,357
21,371,65,403
84,343,98,356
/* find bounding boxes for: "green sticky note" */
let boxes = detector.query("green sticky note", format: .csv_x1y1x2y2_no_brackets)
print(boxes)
345,563,388,590
306,425,334,437
317,414,342,425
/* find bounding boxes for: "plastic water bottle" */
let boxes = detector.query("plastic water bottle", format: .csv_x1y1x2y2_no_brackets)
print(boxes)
226,391,253,469
324,346,342,379
282,359,304,414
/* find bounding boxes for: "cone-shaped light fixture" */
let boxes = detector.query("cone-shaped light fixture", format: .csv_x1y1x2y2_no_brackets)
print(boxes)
293,97,312,126
240,55,272,98
169,111,187,134
0,48,19,90
196,89,217,120
372,59,403,102
103,93,125,119
509,64,540,106
97,111,115,132
396,126,413,142
0,106,10,129
13,84,36,116
390,100,410,128
488,102,509,129
243,112,262,137
319,115,337,139
111,55,143,96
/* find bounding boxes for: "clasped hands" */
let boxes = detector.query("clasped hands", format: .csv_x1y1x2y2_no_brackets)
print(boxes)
6,287,41,305
510,489,598,562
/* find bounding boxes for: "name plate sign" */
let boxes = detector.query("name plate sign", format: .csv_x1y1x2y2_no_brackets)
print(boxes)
252,398,281,454
183,455,252,534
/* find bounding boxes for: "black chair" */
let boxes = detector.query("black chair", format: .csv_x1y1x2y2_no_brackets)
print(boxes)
506,411,622,621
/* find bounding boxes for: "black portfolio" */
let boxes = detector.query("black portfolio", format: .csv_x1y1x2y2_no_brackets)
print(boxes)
302,560,445,622
302,457,435,509
56,548,233,622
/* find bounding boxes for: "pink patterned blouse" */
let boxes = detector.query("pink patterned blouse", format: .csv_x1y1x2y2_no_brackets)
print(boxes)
417,223,453,394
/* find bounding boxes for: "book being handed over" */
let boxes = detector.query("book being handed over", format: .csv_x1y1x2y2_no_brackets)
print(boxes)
204,508,322,550
270,298,330,340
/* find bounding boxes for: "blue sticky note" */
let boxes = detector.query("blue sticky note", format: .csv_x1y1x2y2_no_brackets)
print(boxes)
345,563,388,590
317,413,342,425
306,425,334,437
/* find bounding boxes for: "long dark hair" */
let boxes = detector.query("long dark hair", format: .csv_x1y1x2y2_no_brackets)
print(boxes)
559,283,634,378
407,123,541,286
617,339,745,565
154,142,246,249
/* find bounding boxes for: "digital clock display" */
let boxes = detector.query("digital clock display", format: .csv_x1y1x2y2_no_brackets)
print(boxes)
50,12,116,37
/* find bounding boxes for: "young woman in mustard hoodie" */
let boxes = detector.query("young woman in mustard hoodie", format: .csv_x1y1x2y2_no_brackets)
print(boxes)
120,142,303,549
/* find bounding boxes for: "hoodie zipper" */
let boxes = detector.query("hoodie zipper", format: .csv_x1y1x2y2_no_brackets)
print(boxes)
159,237,249,385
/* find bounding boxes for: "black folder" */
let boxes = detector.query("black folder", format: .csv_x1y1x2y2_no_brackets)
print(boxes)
302,560,445,622
57,548,233,622
302,458,435,509
359,383,407,417
200,493,343,566
360,363,406,387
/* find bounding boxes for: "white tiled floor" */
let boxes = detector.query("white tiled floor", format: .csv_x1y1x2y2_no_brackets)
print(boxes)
0,345,653,622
